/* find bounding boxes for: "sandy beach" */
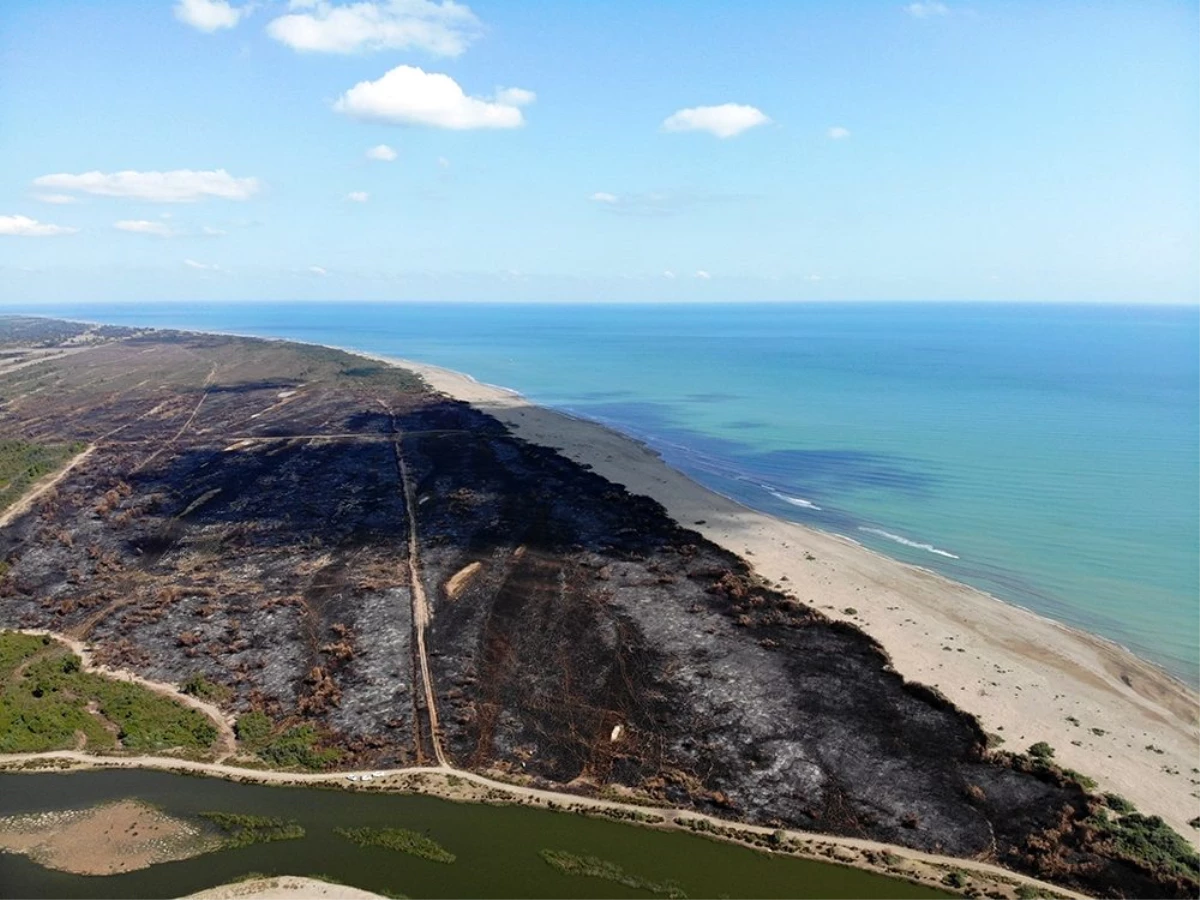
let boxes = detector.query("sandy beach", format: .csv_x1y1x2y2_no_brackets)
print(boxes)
381,353,1200,844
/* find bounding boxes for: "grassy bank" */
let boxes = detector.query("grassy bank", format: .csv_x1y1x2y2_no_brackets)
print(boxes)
0,439,85,515
0,631,218,754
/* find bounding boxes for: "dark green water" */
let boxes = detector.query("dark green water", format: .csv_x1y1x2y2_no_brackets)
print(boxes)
0,770,948,899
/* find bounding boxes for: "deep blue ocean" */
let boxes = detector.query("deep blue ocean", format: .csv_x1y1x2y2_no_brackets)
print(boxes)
11,302,1198,682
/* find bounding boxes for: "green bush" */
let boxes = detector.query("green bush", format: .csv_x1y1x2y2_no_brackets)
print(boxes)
200,812,305,848
0,631,217,755
235,711,273,747
1099,796,1137,816
182,672,231,703
1091,812,1200,880
258,724,340,769
234,711,340,770
1028,742,1055,760
336,827,456,864
539,849,687,898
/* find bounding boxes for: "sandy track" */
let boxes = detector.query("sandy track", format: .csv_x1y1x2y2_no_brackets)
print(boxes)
0,445,95,530
389,419,448,768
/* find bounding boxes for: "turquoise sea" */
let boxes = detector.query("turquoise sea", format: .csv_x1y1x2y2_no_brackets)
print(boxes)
10,302,1198,683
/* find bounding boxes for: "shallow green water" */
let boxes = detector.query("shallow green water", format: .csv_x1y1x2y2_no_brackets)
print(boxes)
0,770,948,899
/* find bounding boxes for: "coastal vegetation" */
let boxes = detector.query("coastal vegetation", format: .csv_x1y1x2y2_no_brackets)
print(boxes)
1087,809,1199,882
335,826,456,864
0,439,85,513
0,631,217,754
181,672,232,704
538,848,688,898
199,812,305,848
235,711,341,770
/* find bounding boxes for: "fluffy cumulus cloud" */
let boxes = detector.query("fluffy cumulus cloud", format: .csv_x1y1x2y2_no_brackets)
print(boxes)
366,143,398,161
114,219,175,236
334,66,531,129
661,104,770,138
174,0,249,32
347,191,370,202
34,169,260,203
904,2,949,17
0,214,77,236
268,0,481,56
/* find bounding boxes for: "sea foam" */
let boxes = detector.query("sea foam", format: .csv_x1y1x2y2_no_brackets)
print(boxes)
767,489,822,511
859,527,959,559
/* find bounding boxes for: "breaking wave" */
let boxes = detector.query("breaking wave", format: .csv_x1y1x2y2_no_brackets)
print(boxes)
859,527,959,559
767,489,822,511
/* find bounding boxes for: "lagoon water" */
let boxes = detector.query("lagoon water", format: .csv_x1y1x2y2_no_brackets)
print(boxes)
0,770,944,898
15,301,1199,682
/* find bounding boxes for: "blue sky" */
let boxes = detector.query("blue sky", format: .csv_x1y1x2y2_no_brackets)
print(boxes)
0,0,1196,304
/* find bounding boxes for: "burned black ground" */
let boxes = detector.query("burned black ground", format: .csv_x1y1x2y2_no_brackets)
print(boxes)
0,318,1193,898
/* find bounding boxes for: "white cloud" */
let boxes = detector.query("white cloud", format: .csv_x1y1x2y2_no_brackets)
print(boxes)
184,258,221,270
347,191,370,202
661,104,770,139
694,270,712,280
309,265,329,276
904,2,949,17
115,219,176,236
366,143,398,161
0,214,77,237
34,169,260,203
437,156,450,168
827,126,851,139
334,65,530,129
267,0,481,56
34,193,78,204
494,86,535,107
174,0,249,32
587,189,749,218
201,225,228,235
662,270,676,279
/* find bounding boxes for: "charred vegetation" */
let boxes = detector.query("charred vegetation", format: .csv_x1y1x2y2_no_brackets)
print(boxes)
0,317,1194,898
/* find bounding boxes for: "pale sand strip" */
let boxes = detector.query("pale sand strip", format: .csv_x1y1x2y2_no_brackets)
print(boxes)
378,353,1200,844
183,876,385,900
